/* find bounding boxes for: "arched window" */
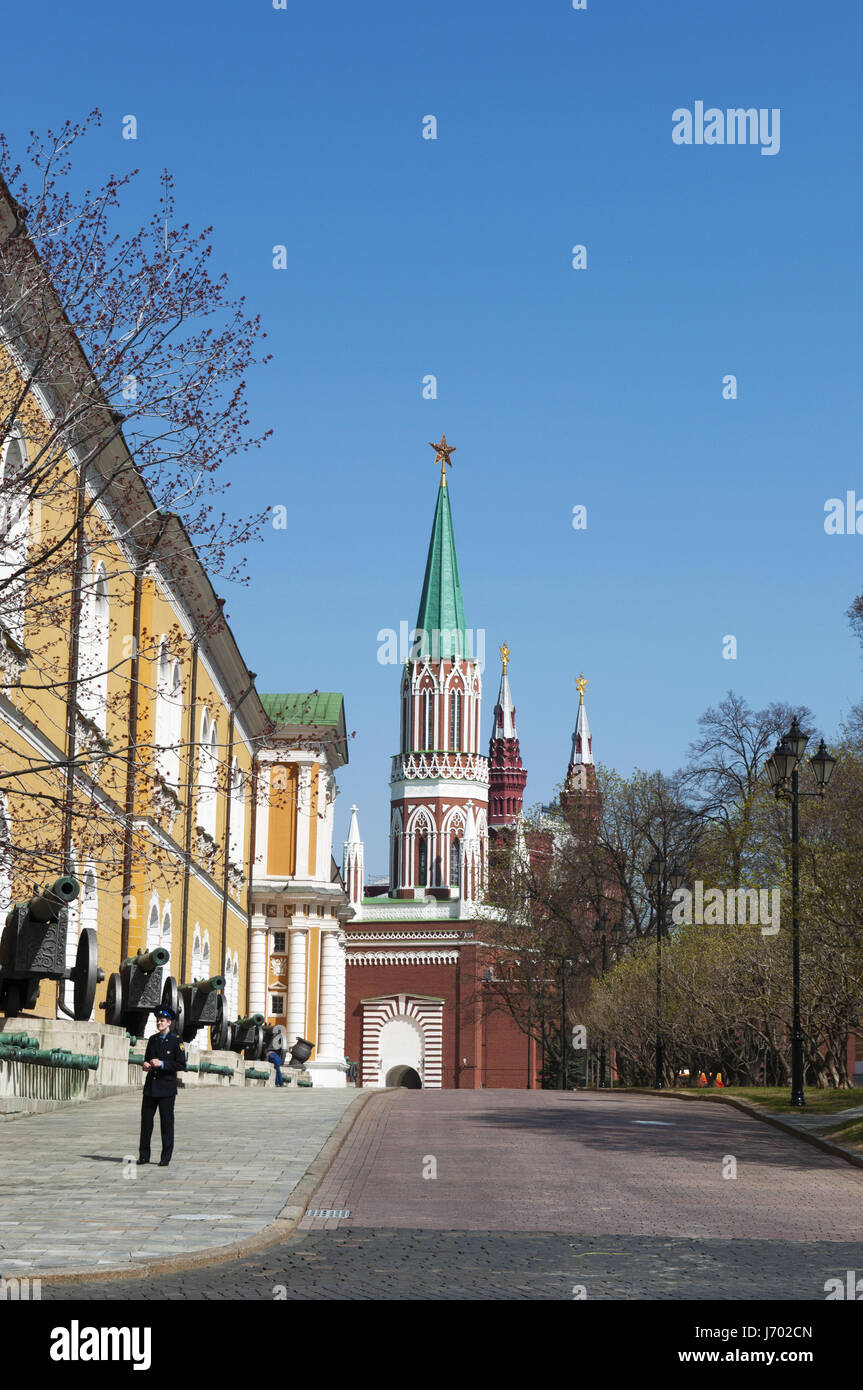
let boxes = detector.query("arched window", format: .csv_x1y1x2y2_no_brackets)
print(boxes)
0,432,29,641
418,836,428,887
146,900,160,951
450,837,461,887
161,903,172,964
192,926,203,981
202,931,211,978
229,758,245,866
422,690,434,750
233,957,239,1018
155,642,182,789
198,711,218,837
449,688,463,751
79,561,109,731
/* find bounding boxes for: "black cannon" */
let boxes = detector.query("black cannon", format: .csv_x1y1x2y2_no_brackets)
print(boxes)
100,946,174,1035
0,876,103,1019
178,974,226,1044
228,1013,266,1061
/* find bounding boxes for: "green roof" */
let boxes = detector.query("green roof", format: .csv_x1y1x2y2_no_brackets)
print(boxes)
260,692,344,726
259,692,348,767
414,480,468,661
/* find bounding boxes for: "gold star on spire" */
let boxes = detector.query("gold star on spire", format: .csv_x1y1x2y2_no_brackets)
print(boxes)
575,673,588,705
429,433,457,485
499,642,511,671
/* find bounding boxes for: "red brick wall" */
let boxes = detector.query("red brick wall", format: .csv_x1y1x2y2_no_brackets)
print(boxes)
345,948,540,1090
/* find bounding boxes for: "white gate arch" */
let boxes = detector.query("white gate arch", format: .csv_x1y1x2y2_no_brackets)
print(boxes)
360,993,443,1089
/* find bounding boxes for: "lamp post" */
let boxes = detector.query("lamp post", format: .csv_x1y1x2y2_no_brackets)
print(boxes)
559,958,568,1091
594,913,617,1088
765,717,836,1108
644,854,685,1090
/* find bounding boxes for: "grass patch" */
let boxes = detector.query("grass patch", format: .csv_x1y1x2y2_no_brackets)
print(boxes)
675,1086,863,1115
822,1117,863,1149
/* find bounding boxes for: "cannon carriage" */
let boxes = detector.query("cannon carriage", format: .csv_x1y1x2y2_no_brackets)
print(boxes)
99,947,174,1036
0,876,103,1020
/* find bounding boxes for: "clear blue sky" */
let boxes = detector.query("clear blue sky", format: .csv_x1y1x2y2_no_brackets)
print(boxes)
5,1,862,874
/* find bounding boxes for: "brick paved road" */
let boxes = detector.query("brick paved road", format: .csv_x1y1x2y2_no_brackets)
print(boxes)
45,1090,863,1300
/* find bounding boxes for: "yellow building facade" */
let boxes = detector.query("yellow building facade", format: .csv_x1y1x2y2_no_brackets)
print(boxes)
0,174,349,1051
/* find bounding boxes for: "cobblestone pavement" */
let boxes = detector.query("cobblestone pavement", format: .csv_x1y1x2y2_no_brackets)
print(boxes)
0,1086,360,1275
38,1090,863,1299
47,1229,863,1301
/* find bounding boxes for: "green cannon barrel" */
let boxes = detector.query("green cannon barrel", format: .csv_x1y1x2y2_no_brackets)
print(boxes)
186,975,226,994
235,1014,264,1029
5,876,80,927
122,947,170,974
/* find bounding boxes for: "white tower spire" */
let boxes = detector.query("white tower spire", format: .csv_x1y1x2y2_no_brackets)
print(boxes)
570,673,593,766
343,804,364,910
492,646,516,739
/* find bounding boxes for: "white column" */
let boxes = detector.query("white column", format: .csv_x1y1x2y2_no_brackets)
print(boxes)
306,926,347,1087
248,916,268,1015
286,926,308,1045
295,761,313,880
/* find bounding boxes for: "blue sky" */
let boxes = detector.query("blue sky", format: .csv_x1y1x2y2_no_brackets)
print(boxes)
5,0,862,873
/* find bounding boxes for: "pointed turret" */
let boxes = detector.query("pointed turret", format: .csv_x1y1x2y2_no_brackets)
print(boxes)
343,804,365,911
488,643,528,829
414,472,469,661
562,673,600,819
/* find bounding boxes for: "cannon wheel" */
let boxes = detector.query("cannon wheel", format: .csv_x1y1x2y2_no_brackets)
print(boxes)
72,928,98,1021
161,975,180,1021
174,987,185,1042
209,994,229,1050
181,988,198,1044
102,972,124,1028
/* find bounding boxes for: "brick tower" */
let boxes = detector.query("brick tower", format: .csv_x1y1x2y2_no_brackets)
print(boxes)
388,436,488,901
487,643,528,828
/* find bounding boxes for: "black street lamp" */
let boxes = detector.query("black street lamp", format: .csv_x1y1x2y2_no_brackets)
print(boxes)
764,717,836,1108
594,912,619,1088
644,853,685,1089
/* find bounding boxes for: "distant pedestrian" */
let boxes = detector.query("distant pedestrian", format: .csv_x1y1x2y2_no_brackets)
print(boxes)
267,1048,285,1087
139,1007,186,1167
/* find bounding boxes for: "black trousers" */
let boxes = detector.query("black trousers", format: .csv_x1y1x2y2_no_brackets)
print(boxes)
139,1093,176,1163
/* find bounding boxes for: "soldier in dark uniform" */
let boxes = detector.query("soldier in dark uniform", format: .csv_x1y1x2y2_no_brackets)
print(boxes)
138,1006,186,1167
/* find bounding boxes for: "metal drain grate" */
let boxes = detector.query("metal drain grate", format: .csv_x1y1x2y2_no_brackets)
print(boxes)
307,1208,350,1219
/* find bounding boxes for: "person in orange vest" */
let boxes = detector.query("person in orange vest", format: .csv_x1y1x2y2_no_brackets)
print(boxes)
697,1071,708,1087
715,1072,724,1088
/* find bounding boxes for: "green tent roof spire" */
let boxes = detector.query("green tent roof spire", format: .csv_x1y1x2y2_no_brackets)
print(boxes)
414,473,469,662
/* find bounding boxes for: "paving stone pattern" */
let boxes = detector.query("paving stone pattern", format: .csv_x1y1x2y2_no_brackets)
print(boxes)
0,1086,359,1275
33,1089,863,1300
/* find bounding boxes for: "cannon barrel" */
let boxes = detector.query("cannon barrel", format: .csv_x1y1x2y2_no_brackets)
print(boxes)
185,975,226,994
21,876,80,925
122,947,170,975
235,1013,264,1029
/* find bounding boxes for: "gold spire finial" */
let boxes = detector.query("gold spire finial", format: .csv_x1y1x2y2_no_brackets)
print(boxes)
575,673,588,705
499,642,510,671
429,433,457,485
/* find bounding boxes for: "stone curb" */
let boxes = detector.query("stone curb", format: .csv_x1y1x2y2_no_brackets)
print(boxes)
626,1086,863,1173
31,1088,383,1285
